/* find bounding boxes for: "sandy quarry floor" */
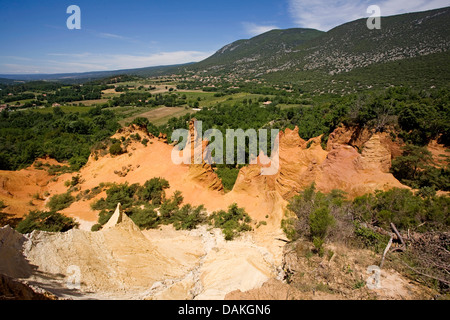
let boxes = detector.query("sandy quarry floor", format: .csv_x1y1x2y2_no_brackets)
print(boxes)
0,220,285,300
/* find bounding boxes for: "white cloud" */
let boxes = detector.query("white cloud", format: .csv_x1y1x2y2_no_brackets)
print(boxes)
1,51,213,74
52,51,214,70
97,32,127,40
288,0,450,31
1,64,45,74
242,22,279,36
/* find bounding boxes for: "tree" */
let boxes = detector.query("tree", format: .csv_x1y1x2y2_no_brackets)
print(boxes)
391,144,433,187
53,106,64,117
109,142,124,156
209,203,252,240
139,178,170,205
309,207,335,241
16,210,79,234
131,117,150,128
47,192,75,211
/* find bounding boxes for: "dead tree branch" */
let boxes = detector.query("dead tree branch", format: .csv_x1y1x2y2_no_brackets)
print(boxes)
380,236,394,269
401,261,450,286
391,223,406,248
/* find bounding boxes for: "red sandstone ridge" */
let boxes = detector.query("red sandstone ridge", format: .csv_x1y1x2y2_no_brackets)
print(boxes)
0,157,70,218
315,144,405,196
327,125,404,159
0,124,414,228
186,119,224,192
233,126,407,205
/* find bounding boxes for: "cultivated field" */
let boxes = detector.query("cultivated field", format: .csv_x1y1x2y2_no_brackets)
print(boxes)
119,106,197,126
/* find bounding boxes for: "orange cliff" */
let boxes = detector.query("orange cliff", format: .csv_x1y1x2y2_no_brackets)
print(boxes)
0,124,411,230
231,126,407,227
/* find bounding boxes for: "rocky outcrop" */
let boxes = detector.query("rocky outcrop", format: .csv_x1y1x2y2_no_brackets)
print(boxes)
185,119,224,192
103,203,142,232
326,125,404,161
316,144,405,197
0,123,411,227
358,134,392,172
0,273,58,300
327,125,372,151
188,164,224,191
233,126,407,206
0,226,31,279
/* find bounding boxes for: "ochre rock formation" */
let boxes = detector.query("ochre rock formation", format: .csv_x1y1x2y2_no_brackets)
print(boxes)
0,125,412,228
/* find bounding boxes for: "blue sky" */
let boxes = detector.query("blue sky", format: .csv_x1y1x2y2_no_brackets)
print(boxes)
0,0,449,74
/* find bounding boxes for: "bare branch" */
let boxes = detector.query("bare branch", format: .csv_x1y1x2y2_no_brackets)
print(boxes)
380,236,394,269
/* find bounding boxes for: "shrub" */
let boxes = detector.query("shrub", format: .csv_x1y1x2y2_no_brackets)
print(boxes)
209,203,252,240
131,117,150,128
47,192,75,211
107,183,141,209
287,184,343,241
257,221,267,228
129,206,159,229
138,178,170,205
354,223,390,253
172,204,207,230
391,145,450,191
312,237,325,257
369,188,428,230
281,217,297,241
309,207,335,241
91,224,102,232
70,175,82,187
91,182,140,212
130,133,141,141
48,165,73,176
32,193,43,200
85,186,102,200
159,190,183,219
109,142,124,156
16,210,79,234
0,212,21,229
97,209,114,226
91,198,108,211
91,179,171,214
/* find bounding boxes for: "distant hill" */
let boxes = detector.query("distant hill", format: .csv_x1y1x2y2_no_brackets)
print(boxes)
2,6,449,90
185,6,450,90
0,63,190,83
0,78,22,85
186,28,324,74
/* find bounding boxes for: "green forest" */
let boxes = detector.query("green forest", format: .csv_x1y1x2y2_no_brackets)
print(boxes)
0,106,119,170
1,84,449,194
0,81,109,106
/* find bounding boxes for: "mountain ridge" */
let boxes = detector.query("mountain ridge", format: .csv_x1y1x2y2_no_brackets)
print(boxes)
1,6,449,89
184,6,450,82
